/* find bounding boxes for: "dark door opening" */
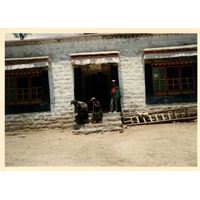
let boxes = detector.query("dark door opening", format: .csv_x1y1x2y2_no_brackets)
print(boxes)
74,64,120,112
85,72,110,111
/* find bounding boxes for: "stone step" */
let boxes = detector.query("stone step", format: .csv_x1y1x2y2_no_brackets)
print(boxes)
72,112,123,135
72,126,123,135
73,120,122,130
102,112,121,117
84,121,122,129
103,116,121,122
89,112,121,121
89,112,121,117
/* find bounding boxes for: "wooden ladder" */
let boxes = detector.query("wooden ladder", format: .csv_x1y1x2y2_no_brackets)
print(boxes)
122,106,197,126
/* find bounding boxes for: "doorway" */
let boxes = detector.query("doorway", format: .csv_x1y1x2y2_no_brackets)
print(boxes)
84,72,110,111
74,64,120,112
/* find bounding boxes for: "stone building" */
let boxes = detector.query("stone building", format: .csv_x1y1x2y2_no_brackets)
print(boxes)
5,33,197,131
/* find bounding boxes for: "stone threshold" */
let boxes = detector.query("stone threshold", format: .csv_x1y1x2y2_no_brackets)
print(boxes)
72,112,123,135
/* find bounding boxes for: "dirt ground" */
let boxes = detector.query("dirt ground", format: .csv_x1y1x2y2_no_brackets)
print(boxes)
5,121,197,167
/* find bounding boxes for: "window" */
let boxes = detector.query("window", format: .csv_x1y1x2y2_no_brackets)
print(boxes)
5,74,43,105
5,57,51,114
152,65,196,96
153,68,166,92
143,45,197,104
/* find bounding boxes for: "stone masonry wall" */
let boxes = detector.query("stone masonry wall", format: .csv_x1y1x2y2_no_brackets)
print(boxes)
5,34,197,131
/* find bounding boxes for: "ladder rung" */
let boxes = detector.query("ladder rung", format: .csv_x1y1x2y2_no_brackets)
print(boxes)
148,115,153,122
161,114,165,120
136,116,140,123
155,114,159,121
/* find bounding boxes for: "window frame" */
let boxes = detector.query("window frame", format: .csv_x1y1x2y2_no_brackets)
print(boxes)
152,64,196,96
5,73,43,106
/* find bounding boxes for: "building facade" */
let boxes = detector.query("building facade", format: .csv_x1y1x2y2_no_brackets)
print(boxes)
5,33,197,131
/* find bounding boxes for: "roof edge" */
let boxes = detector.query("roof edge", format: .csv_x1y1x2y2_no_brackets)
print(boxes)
143,44,197,52
5,33,190,46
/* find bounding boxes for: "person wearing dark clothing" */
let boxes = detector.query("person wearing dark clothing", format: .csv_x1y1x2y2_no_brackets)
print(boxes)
91,97,103,123
70,99,89,124
109,80,121,113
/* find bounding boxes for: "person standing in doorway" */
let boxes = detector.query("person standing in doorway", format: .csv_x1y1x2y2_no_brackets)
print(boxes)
109,80,121,113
